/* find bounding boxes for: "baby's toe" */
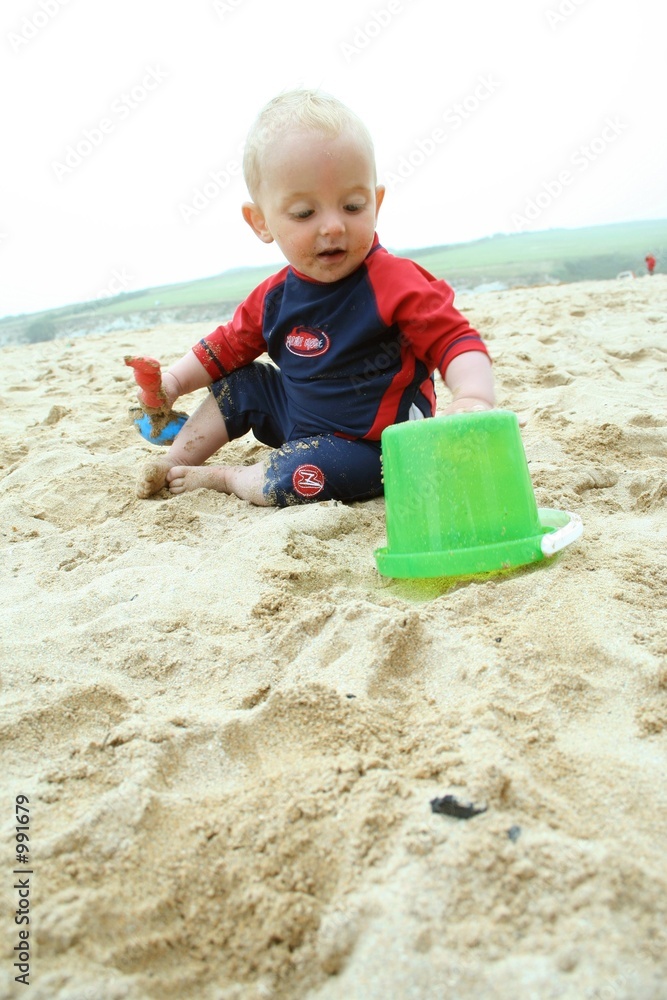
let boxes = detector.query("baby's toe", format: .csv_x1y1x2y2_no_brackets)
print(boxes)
166,466,188,494
136,459,170,498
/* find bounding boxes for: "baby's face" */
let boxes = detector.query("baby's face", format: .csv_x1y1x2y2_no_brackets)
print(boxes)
250,128,384,283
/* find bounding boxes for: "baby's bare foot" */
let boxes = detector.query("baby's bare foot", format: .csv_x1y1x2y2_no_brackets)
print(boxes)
136,457,173,498
166,465,232,495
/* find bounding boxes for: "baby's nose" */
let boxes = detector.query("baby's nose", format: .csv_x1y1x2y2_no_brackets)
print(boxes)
319,211,345,235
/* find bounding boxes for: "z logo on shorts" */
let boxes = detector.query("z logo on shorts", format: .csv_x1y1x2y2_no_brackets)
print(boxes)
292,464,325,498
285,326,330,357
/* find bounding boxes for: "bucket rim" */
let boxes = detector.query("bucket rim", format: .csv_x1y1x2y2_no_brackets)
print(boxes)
374,508,575,579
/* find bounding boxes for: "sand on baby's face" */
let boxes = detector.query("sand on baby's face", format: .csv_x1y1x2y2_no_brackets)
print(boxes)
1,279,667,999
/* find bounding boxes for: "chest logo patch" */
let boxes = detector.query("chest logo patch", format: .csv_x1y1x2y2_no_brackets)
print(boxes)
285,326,330,357
292,464,326,498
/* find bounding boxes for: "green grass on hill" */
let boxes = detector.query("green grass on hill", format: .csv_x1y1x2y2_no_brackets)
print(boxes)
2,219,665,345
406,219,667,287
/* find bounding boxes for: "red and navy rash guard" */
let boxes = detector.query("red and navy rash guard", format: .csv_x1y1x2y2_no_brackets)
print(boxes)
193,234,489,441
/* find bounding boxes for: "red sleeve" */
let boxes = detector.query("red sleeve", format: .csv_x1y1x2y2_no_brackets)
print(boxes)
192,269,288,379
366,249,489,378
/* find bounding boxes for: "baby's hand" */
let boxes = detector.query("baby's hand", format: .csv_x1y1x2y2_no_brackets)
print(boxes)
160,372,182,408
136,371,180,410
443,396,494,416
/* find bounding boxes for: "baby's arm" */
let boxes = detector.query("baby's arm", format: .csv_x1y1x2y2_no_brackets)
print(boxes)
442,351,495,415
137,351,212,409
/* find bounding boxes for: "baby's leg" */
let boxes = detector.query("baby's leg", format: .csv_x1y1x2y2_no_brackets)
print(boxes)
166,461,268,505
136,390,230,498
263,436,384,506
137,361,297,505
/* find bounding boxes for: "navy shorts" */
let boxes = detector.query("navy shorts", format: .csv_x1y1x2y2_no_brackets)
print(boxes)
210,362,384,507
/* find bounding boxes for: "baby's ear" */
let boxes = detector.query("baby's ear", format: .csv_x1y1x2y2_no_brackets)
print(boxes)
242,202,274,243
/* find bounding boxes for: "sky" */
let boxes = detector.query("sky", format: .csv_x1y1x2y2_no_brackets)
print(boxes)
1,0,665,318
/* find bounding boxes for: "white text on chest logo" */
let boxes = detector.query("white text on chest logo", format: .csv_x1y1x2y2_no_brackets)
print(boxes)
285,327,330,357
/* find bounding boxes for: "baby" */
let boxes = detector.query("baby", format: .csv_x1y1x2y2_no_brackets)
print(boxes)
136,89,495,506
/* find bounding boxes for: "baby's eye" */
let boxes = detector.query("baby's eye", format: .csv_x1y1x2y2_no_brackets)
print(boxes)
291,209,314,219
344,203,363,213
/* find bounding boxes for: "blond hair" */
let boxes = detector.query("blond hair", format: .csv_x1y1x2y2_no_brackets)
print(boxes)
243,89,376,202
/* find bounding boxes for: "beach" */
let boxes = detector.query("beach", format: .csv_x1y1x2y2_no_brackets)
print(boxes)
1,274,666,1000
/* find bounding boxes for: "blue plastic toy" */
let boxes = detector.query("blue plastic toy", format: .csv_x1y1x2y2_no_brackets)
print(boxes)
125,355,189,446
133,411,189,446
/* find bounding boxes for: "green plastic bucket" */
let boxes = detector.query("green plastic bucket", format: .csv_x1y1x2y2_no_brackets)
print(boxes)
374,410,582,579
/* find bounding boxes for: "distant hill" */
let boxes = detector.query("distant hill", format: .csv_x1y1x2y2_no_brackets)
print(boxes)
405,219,666,289
1,219,665,347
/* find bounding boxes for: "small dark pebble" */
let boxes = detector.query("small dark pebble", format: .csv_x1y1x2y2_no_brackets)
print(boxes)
345,694,356,699
494,637,502,643
507,825,522,842
430,795,488,820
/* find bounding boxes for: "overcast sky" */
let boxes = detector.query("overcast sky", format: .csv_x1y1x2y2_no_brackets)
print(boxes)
1,0,665,317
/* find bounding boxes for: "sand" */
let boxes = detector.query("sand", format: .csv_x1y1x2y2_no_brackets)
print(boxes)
1,275,667,1000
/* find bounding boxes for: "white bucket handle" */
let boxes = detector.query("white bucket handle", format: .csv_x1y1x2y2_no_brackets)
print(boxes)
541,511,583,557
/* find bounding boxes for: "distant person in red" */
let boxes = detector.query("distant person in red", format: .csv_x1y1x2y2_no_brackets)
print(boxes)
645,254,656,276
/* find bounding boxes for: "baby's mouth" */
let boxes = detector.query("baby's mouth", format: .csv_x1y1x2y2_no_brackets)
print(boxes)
317,247,346,260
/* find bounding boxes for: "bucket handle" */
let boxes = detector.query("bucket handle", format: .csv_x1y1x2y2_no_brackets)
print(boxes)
541,511,583,557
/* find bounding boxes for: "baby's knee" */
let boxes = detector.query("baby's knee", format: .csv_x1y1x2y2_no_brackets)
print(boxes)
263,458,329,507
263,437,383,506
